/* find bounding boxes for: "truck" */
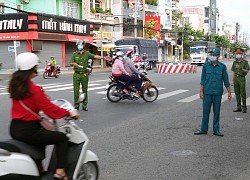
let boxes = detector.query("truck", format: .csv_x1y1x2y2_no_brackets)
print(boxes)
190,41,216,65
114,38,158,70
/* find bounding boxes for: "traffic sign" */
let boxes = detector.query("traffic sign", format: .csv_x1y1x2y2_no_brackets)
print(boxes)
8,46,15,52
15,41,20,47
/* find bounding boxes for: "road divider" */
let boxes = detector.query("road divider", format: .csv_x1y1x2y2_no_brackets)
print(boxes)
156,63,197,73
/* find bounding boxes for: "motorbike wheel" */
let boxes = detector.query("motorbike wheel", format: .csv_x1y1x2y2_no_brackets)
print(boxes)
142,86,158,102
43,72,48,79
77,161,99,180
107,84,122,102
55,73,59,78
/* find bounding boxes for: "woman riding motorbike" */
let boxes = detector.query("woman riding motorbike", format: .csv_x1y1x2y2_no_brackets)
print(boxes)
8,52,79,180
111,51,139,97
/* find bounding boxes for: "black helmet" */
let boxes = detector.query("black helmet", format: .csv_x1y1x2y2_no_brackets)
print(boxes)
76,39,86,46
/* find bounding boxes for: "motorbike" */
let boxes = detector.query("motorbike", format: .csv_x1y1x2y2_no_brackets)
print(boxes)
0,99,99,180
106,73,159,102
43,62,61,79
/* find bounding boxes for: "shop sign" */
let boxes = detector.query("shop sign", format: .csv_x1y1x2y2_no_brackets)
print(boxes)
0,14,28,32
93,31,112,40
37,14,91,36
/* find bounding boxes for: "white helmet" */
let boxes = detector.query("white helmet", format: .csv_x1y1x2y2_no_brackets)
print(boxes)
116,51,124,57
16,52,39,71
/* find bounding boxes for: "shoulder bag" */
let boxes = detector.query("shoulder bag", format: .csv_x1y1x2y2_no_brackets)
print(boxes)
19,100,55,131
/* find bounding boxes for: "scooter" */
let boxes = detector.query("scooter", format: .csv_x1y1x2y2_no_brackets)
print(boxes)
43,62,61,79
0,99,99,180
106,73,159,103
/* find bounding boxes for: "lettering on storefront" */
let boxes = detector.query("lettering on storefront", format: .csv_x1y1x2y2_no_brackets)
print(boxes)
0,14,28,32
38,15,90,36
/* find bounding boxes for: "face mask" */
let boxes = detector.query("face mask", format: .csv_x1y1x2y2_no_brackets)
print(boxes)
235,54,242,59
209,56,217,62
118,57,123,61
77,45,84,51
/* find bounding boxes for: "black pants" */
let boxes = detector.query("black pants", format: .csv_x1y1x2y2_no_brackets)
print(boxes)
115,74,133,90
10,119,68,169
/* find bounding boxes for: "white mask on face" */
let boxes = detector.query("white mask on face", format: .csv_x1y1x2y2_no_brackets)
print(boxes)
235,54,242,59
209,56,217,62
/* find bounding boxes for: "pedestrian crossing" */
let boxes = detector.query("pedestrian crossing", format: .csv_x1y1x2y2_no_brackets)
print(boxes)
0,82,249,105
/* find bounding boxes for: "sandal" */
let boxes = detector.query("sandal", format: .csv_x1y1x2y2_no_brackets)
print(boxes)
54,173,68,180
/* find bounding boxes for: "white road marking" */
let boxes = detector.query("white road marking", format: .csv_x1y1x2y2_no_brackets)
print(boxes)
178,93,200,103
158,89,189,100
246,97,250,106
221,93,235,103
48,84,100,92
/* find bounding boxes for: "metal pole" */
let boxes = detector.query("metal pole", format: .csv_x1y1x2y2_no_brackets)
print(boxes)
100,16,103,68
134,0,137,38
174,0,178,62
14,40,17,70
181,31,184,61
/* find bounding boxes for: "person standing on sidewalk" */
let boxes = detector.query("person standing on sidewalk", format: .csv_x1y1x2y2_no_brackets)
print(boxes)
194,48,232,137
70,39,110,111
231,49,250,113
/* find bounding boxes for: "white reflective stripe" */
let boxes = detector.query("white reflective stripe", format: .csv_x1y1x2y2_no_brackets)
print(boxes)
158,89,189,100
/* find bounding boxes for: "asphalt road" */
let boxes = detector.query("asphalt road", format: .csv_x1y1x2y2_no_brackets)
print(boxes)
0,59,250,180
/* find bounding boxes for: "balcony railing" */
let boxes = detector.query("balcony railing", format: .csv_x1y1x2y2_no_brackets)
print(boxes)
90,13,114,24
145,4,158,12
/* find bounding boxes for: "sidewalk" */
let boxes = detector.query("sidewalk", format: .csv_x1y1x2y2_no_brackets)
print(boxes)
0,66,112,81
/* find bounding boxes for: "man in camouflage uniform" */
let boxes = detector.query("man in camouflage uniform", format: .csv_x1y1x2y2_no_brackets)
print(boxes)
231,49,250,113
70,39,110,111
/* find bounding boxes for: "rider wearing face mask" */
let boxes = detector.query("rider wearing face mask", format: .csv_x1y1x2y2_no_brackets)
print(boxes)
194,48,232,137
231,49,250,113
70,39,111,111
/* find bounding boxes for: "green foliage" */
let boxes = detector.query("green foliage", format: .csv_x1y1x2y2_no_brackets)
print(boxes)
145,19,158,39
90,8,96,13
95,7,104,13
145,0,158,6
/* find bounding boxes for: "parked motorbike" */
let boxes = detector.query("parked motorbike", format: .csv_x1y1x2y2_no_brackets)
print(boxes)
0,99,99,180
106,73,158,102
43,62,61,79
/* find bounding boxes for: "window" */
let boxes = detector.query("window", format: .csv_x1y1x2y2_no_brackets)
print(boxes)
204,7,209,18
90,0,101,9
63,2,80,19
0,2,4,14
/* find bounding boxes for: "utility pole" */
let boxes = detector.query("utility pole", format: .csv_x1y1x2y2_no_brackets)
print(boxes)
235,22,239,44
100,16,103,68
134,0,138,38
174,0,178,62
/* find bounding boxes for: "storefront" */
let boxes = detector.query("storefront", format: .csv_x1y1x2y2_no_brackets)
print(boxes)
0,13,93,69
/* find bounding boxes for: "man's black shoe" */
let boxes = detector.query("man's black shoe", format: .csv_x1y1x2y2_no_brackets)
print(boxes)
213,132,224,137
233,109,242,112
194,131,207,135
242,109,247,113
83,107,88,111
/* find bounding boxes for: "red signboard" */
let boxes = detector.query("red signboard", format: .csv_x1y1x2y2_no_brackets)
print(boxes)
144,14,161,42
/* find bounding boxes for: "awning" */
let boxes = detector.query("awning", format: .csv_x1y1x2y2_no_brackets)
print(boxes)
91,43,116,51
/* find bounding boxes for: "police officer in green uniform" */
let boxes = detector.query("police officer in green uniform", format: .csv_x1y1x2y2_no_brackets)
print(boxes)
194,48,232,137
70,39,111,111
231,49,250,113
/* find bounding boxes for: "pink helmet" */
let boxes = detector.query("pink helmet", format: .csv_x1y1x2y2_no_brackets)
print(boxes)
126,48,133,55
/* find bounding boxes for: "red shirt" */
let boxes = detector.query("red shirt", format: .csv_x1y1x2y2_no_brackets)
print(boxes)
11,80,70,121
